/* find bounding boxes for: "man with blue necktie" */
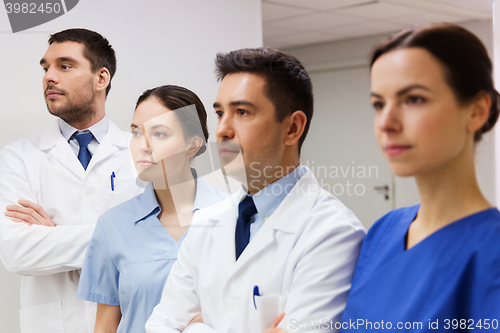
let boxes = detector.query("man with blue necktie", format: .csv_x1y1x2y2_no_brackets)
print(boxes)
146,48,366,333
0,28,143,333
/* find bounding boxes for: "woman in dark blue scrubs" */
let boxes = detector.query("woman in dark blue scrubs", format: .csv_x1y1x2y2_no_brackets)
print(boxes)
341,23,500,332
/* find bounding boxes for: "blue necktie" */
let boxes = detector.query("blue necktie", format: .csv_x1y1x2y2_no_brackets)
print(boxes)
73,131,93,170
235,195,257,260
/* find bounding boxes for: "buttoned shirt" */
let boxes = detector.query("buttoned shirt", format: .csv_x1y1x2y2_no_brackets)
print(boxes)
58,116,109,156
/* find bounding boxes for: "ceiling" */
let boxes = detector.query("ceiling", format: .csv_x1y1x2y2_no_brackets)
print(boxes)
262,0,493,48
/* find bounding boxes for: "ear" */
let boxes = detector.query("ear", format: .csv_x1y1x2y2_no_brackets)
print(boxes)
95,67,111,94
284,110,307,147
466,91,491,134
187,136,203,158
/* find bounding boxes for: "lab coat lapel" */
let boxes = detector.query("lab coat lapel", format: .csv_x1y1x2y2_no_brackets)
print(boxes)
210,207,238,276
85,122,128,173
210,188,246,276
38,121,129,179
271,168,318,233
231,217,276,273
229,168,319,277
39,122,86,180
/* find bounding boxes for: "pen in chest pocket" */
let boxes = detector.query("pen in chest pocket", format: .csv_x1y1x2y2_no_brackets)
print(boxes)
111,171,116,191
253,285,260,309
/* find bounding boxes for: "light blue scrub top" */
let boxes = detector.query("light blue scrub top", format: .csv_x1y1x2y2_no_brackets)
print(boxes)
77,174,229,333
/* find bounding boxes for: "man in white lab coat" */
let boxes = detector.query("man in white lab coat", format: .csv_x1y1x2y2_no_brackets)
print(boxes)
146,48,366,333
0,29,143,333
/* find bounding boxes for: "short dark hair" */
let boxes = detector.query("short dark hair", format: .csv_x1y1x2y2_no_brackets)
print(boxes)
215,48,313,154
49,28,116,96
371,23,500,142
136,85,209,158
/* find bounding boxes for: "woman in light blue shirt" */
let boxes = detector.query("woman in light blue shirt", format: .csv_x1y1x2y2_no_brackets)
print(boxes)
77,85,228,333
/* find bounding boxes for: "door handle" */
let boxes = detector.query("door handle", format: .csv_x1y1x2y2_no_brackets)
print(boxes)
373,184,390,200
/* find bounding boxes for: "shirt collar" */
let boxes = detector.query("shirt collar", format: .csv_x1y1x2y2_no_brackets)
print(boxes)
133,183,160,222
251,164,306,220
192,173,226,213
58,115,109,143
134,169,225,223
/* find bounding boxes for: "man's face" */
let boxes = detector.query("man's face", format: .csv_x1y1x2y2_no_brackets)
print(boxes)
40,41,97,125
214,73,288,191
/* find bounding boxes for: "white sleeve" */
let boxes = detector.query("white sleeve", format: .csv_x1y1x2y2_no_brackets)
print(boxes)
182,323,218,333
281,219,365,333
146,230,216,333
0,145,95,276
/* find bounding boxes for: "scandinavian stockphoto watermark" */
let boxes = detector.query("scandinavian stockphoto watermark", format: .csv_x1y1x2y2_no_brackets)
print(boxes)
289,319,423,330
304,160,379,197
289,318,499,331
3,0,79,33
249,161,379,197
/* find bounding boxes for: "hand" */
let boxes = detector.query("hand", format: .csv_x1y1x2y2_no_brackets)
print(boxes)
263,313,286,333
186,313,203,327
5,200,56,227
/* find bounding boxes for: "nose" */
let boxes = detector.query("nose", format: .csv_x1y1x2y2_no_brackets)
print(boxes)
215,113,235,141
376,102,402,134
43,66,59,86
139,133,152,155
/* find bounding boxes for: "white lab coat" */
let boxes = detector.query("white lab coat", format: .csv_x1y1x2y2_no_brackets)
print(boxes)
146,167,366,333
0,120,144,333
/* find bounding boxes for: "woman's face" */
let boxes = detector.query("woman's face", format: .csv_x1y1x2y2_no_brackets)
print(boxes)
371,47,474,177
130,97,193,184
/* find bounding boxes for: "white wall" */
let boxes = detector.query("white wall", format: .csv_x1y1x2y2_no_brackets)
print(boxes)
284,19,496,218
0,1,262,331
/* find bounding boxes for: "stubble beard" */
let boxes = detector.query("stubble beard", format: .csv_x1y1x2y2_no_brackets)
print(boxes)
46,78,97,126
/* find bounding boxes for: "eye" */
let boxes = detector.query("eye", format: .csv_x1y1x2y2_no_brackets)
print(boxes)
153,131,167,138
61,64,71,70
42,67,48,72
215,110,223,118
236,109,248,116
406,95,426,105
372,101,384,111
131,129,142,137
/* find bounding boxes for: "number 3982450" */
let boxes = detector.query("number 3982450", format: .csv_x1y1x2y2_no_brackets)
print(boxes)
5,3,62,14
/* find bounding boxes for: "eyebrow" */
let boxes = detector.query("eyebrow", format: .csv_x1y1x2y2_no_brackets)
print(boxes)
130,124,171,131
150,124,171,131
39,56,78,66
371,84,431,99
213,100,257,109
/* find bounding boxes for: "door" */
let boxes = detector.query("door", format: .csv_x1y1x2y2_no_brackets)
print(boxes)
301,65,397,228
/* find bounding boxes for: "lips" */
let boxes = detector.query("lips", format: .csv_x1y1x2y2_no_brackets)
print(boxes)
46,89,64,99
384,144,412,157
137,159,157,166
219,148,239,155
217,142,240,155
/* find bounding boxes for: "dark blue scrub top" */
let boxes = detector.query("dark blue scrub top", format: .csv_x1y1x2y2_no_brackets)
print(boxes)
341,205,500,332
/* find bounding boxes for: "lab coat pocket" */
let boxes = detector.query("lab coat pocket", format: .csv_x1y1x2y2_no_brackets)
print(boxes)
19,301,64,333
254,293,283,330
